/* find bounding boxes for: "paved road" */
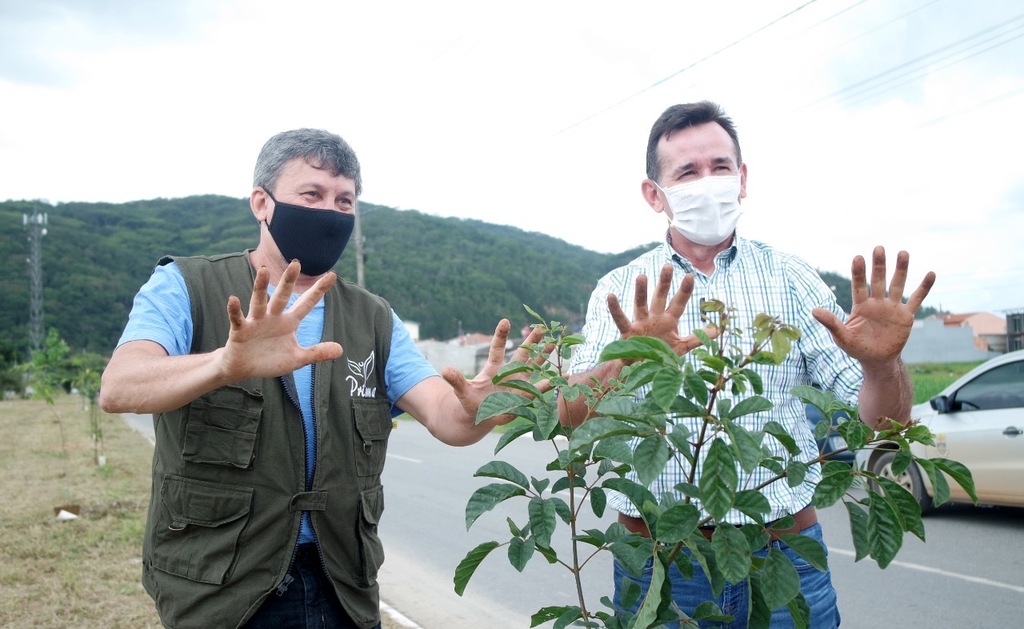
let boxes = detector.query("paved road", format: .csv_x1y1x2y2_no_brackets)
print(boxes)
379,421,1024,629
121,414,1024,627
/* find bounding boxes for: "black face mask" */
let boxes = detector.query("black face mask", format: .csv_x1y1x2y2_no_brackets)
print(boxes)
264,190,355,276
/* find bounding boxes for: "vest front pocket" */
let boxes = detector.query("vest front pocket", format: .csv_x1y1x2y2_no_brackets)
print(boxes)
352,398,392,477
357,484,385,585
182,384,263,469
151,474,253,585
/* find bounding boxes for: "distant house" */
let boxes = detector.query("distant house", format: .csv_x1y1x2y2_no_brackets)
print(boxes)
934,312,1007,353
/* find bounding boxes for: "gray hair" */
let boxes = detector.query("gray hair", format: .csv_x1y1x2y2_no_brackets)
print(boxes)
253,128,362,196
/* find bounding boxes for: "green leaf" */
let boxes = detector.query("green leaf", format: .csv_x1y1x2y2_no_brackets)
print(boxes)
811,465,855,508
609,538,655,578
507,537,536,572
528,497,558,549
730,395,773,419
590,486,607,518
867,492,903,568
454,541,500,595
760,547,801,611
498,379,547,402
844,501,871,561
599,337,674,364
905,424,936,445
650,366,685,411
474,460,530,489
683,367,710,405
840,421,872,451
669,395,709,418
530,606,575,628
633,435,671,487
791,384,831,411
786,593,811,629
933,458,978,504
552,606,584,629
915,458,951,505
712,524,750,584
655,503,700,543
700,439,738,522
603,478,657,520
763,421,800,456
876,477,925,540
465,483,526,529
729,424,765,474
632,556,667,629
567,416,637,454
733,490,772,524
785,460,808,488
476,392,529,423
770,331,792,362
575,528,606,548
494,418,534,454
533,402,562,441
777,533,828,572
530,476,551,494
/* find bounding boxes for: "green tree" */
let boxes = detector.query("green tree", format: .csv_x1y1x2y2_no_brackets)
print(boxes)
455,304,975,628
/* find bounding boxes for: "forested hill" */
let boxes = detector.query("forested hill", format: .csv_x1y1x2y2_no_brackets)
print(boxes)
0,196,654,361
0,196,879,364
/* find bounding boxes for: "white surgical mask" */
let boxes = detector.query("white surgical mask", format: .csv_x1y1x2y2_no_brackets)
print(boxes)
658,174,743,246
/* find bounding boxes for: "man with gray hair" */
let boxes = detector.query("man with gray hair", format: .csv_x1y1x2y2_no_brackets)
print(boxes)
101,128,539,629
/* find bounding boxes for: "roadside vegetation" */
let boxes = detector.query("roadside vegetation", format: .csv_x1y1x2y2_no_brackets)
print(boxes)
909,361,985,403
0,394,158,629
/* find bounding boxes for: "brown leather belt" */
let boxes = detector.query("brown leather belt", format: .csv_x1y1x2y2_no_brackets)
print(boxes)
617,505,817,541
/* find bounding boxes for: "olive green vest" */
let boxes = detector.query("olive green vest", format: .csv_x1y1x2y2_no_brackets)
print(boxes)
142,252,393,629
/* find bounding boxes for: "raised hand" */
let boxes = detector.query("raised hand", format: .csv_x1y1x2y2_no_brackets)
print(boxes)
220,260,343,380
442,319,549,423
812,246,936,367
608,263,707,355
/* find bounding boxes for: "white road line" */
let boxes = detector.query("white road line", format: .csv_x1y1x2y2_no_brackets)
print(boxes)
830,547,1024,594
380,600,424,628
387,453,422,463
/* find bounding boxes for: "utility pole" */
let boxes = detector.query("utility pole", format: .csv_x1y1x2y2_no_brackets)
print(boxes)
354,207,365,287
23,208,47,354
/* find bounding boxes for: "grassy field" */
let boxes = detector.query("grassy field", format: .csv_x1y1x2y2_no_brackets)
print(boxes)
909,360,985,403
0,395,160,629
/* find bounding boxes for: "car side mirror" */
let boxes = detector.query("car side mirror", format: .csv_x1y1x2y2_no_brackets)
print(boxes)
930,395,952,413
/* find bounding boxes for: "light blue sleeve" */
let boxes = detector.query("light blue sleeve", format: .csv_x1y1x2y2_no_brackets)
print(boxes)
116,262,193,356
385,310,438,410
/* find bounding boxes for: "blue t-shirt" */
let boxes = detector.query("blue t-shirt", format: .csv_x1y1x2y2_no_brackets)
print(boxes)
118,262,437,543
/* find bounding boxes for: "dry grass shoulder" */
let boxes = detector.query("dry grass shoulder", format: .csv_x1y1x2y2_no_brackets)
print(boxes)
0,395,159,628
0,396,411,629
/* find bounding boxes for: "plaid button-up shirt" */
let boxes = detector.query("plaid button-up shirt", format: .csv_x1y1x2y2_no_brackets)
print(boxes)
570,235,862,524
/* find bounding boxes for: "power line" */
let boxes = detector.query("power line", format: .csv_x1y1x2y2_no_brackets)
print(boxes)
921,84,1024,126
796,13,1024,112
553,0,823,136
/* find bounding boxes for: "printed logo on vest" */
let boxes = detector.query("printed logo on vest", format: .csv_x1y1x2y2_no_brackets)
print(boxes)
346,354,378,398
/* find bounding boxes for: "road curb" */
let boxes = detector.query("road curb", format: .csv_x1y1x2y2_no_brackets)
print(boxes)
380,600,424,628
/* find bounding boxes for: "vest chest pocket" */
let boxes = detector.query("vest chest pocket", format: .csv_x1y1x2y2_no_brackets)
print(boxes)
182,384,263,469
352,398,392,477
151,475,253,585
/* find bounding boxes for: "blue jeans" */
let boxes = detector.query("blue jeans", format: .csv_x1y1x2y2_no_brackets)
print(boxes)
613,523,840,628
245,545,381,629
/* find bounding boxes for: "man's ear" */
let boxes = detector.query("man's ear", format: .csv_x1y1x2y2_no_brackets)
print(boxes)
739,162,748,201
250,187,271,222
641,178,667,215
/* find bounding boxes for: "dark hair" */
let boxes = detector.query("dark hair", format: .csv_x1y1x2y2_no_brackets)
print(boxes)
253,128,362,196
645,101,742,182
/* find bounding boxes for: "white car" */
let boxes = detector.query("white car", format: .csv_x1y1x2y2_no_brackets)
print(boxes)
855,349,1024,513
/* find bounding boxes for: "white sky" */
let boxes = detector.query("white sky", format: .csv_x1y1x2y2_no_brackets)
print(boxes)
2,0,1022,315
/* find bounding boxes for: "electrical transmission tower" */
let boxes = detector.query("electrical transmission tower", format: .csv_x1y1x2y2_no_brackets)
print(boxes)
23,209,47,354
